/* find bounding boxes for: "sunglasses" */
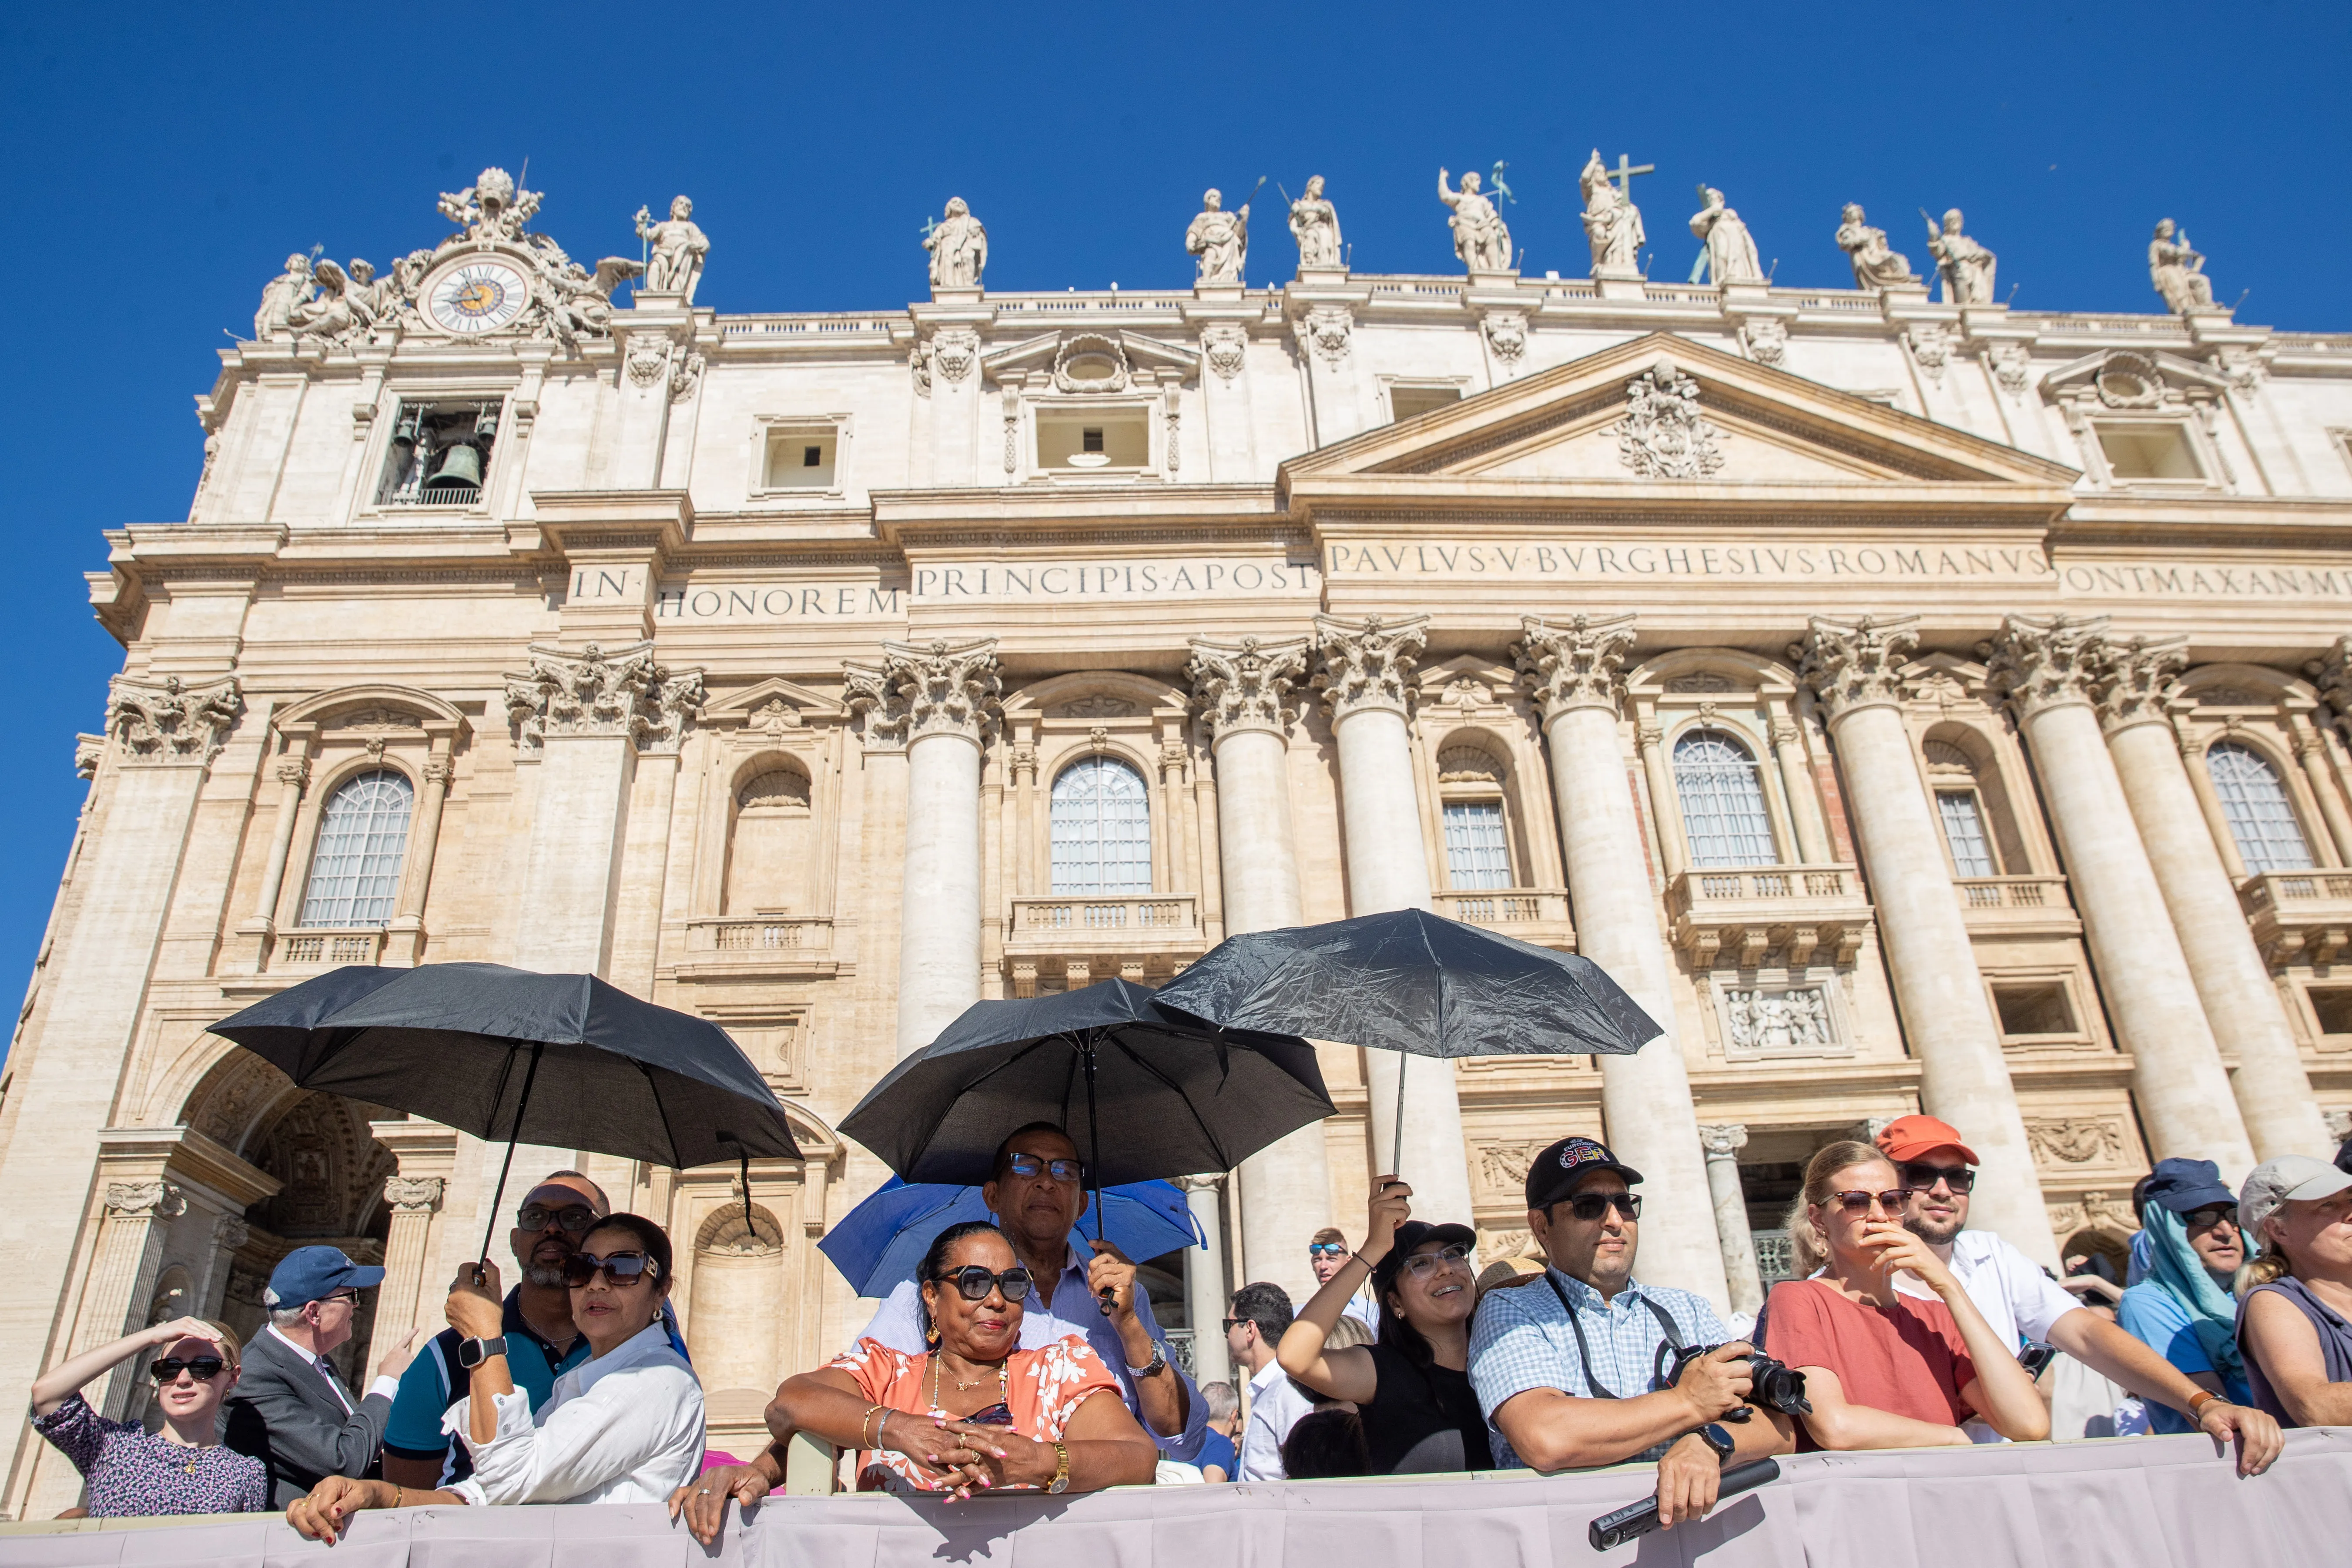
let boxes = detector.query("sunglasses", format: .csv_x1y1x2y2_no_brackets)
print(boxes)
1828,1189,1915,1213
1400,1243,1474,1278
2184,1206,2240,1231
1003,1153,1083,1184
150,1356,227,1384
517,1203,599,1234
1898,1163,1976,1194
563,1250,659,1288
1566,1193,1642,1221
1307,1243,1350,1258
931,1265,1034,1302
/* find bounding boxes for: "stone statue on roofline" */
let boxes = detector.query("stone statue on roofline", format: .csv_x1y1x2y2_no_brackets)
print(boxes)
1289,175,1342,271
2148,218,2216,313
1579,149,1644,278
1688,186,1762,285
437,167,540,247
1923,208,1997,305
1835,202,1915,290
1438,168,1512,272
925,197,988,290
634,196,710,302
286,259,356,346
1186,189,1250,285
254,253,312,340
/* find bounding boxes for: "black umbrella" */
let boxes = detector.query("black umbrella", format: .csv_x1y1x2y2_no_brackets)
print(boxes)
838,978,1333,1244
211,962,800,1263
1155,908,1661,1171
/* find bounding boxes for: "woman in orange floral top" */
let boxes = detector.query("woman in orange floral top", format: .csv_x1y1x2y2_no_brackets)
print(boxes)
769,1222,1158,1498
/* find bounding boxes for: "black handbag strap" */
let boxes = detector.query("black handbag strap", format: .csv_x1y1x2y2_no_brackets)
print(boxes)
1544,1269,1686,1400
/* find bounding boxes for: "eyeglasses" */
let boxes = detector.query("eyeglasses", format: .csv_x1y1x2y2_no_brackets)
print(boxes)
1003,1153,1083,1184
1899,1163,1976,1194
562,1250,659,1288
1400,1243,1474,1278
1566,1193,1642,1221
150,1356,227,1384
315,1289,360,1310
1221,1317,1246,1333
1828,1189,1915,1214
2184,1206,2240,1232
517,1203,599,1234
1307,1243,1350,1258
930,1265,1034,1302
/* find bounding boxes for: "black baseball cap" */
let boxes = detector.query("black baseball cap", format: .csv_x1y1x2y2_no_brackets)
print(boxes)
1526,1136,1644,1213
1368,1220,1480,1298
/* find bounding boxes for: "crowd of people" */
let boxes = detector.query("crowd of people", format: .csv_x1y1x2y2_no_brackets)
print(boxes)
23,1112,2352,1536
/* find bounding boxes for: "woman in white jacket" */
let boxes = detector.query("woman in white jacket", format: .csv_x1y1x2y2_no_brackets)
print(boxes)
288,1215,704,1541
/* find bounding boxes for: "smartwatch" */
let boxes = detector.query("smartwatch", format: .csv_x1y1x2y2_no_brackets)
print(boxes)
457,1335,509,1370
1693,1422,1736,1464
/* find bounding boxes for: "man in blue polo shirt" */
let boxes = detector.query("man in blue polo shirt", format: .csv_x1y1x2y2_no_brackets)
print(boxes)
380,1171,607,1487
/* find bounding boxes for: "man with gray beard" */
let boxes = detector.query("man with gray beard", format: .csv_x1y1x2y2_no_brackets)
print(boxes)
378,1172,608,1488
1873,1117,2281,1475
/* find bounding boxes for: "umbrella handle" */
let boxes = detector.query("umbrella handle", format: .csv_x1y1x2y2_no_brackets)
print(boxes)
1392,1053,1408,1178
476,1041,546,1282
1084,1047,1113,1315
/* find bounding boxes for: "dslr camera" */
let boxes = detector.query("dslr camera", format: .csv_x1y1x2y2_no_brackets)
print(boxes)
1662,1343,1813,1419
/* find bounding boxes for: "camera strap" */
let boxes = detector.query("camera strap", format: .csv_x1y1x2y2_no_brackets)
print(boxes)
1545,1270,1685,1400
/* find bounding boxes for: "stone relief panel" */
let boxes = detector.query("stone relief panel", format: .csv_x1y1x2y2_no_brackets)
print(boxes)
1709,973,1853,1059
2024,1117,2129,1169
1474,1139,1546,1196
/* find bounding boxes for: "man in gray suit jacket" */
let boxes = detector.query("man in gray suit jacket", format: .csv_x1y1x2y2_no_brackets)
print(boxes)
222,1246,422,1507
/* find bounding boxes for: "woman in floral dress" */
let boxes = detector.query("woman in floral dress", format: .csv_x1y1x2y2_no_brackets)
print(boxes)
30,1315,267,1517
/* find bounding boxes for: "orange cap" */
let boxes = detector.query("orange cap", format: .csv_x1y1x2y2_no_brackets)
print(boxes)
1875,1114,1980,1166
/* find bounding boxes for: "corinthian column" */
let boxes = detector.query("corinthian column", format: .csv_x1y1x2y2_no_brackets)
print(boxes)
2093,639,2329,1161
1983,616,2256,1180
1793,616,2054,1264
1515,615,1728,1307
847,639,1002,1057
1697,1125,1764,1317
1188,635,1330,1298
1314,616,1476,1227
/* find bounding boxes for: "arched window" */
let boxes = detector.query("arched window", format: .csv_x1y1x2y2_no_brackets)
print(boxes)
2207,742,2314,873
1673,730,1776,868
1923,740,1998,877
298,769,414,927
1051,756,1151,895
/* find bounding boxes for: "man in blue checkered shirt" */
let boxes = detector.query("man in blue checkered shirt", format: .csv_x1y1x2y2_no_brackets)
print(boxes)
1467,1136,1791,1529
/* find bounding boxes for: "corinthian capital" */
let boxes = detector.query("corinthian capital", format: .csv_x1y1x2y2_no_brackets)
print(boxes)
503,641,704,753
104,1180,185,1220
1314,614,1426,721
105,673,241,765
843,638,1002,748
2090,633,2188,734
1513,613,1635,720
1981,614,2109,721
1187,635,1309,740
383,1175,446,1213
1792,615,1919,721
2304,636,2352,728
1696,1123,1749,1160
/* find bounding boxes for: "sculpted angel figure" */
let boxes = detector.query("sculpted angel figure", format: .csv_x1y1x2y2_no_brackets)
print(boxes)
286,258,357,344
437,167,540,246
343,259,389,331
254,253,312,339
1688,186,1762,285
1835,203,1915,289
544,257,647,352
925,197,988,290
2148,218,2215,312
635,195,710,300
1437,168,1512,272
1185,189,1250,284
1579,149,1645,276
1289,175,1342,270
1923,208,1996,305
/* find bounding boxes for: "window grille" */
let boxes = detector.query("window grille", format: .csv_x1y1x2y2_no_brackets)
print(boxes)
1442,801,1512,889
2207,742,2315,873
1050,756,1152,895
298,770,414,927
1672,730,1776,868
1936,791,1997,877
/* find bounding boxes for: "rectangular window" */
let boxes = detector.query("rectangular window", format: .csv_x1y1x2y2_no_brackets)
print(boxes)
763,428,839,490
1442,801,1512,890
2094,422,2204,482
1992,982,2076,1039
1389,385,1463,423
2308,987,2352,1036
1936,790,1997,877
377,402,499,506
1036,410,1149,471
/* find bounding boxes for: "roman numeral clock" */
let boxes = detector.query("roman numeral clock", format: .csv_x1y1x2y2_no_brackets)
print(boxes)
425,257,533,335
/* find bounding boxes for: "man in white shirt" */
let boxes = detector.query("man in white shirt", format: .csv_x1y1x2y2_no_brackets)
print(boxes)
1226,1282,1311,1481
1873,1115,2282,1476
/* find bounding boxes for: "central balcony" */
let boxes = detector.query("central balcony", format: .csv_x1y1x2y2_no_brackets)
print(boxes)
2240,870,2352,969
1431,888,1575,950
1003,893,1206,995
1666,864,1873,970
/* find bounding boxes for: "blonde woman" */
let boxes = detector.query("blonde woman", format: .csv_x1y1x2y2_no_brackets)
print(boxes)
30,1316,266,1517
1759,1141,2048,1448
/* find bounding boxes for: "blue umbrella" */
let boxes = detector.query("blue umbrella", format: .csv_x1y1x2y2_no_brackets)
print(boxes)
819,1176,1204,1299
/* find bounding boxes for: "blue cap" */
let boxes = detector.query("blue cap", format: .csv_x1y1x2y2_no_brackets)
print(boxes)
2140,1157,2237,1216
264,1245,385,1310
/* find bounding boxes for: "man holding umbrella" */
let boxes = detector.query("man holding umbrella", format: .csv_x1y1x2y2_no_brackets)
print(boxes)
854,1124,1206,1459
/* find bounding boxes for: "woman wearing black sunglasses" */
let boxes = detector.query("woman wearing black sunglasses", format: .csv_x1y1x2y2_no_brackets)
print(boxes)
764,1221,1158,1500
1759,1142,2047,1450
29,1313,266,1517
289,1214,705,1541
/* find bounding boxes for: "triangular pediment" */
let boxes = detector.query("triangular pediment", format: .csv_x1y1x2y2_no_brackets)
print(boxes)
1282,332,2077,508
704,677,845,725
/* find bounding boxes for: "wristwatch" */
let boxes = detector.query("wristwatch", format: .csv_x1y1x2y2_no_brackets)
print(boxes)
1127,1342,1168,1379
1693,1422,1736,1464
457,1335,509,1370
1047,1439,1071,1494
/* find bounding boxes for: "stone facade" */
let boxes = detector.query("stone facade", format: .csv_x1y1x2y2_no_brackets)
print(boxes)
5,170,2352,1513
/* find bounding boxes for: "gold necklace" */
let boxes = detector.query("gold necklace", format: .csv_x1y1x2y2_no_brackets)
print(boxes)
929,1351,1008,1408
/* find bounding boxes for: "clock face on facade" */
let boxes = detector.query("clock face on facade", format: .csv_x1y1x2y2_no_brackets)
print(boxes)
426,259,532,335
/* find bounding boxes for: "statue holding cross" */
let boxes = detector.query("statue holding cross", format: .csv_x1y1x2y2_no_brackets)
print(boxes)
1579,148,1645,278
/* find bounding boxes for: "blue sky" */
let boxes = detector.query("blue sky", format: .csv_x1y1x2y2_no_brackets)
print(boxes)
0,0,2344,1008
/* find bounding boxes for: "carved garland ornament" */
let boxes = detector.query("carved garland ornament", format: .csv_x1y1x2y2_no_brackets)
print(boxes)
503,642,706,754
2025,1118,2127,1167
1513,613,1635,720
1614,360,1726,479
1315,614,1426,720
1186,635,1309,738
105,674,242,764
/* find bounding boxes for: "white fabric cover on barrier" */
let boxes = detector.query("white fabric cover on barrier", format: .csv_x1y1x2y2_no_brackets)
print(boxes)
2,1430,2346,1568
